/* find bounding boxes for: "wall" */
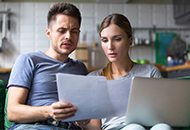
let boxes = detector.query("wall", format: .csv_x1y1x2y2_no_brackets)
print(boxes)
0,2,189,68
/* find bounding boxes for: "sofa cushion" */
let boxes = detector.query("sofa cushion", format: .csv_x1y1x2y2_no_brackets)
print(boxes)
0,80,5,129
177,76,190,80
4,88,14,130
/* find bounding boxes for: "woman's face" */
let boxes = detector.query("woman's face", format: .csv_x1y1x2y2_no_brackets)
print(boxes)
100,24,132,63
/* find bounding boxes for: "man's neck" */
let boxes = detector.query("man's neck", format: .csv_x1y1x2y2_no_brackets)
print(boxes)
44,49,68,62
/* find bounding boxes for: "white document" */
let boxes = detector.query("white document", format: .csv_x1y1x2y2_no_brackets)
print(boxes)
56,73,132,121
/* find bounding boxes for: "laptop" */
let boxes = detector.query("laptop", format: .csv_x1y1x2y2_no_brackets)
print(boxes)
125,77,190,127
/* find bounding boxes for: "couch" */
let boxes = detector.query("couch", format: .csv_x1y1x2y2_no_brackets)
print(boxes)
0,80,14,130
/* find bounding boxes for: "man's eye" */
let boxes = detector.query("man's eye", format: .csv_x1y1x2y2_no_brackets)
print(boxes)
71,30,79,34
58,30,65,33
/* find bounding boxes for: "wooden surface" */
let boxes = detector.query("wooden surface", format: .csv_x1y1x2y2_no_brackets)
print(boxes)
1,64,190,73
0,68,12,72
88,64,190,72
88,67,100,72
165,64,190,71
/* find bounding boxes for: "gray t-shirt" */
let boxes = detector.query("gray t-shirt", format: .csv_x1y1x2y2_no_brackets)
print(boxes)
7,51,88,107
88,63,162,130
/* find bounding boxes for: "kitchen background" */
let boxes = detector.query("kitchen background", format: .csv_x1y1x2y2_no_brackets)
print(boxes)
0,0,190,69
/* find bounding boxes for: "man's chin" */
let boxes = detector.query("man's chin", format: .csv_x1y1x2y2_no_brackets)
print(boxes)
57,48,75,56
60,52,70,56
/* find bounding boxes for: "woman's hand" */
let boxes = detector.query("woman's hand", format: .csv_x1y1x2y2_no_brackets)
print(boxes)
48,102,77,121
75,119,91,129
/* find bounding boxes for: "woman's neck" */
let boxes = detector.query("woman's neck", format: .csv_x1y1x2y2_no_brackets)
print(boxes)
111,59,134,79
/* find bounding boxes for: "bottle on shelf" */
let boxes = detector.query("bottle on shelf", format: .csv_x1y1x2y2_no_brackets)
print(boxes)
188,45,190,60
91,42,98,68
183,35,190,62
167,53,174,67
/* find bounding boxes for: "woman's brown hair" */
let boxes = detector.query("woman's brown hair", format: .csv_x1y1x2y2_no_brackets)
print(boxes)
99,13,132,80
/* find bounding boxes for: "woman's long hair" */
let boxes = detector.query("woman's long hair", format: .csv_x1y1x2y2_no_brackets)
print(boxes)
99,13,132,80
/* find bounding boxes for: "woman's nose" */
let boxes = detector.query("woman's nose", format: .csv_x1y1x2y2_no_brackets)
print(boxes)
108,41,114,50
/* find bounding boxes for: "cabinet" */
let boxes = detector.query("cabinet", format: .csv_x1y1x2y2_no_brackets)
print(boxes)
161,64,190,78
74,43,88,68
173,0,190,24
173,0,184,19
162,68,190,78
184,0,190,14
0,72,10,85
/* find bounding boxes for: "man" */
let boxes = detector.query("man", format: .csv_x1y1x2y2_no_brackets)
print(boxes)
7,3,88,130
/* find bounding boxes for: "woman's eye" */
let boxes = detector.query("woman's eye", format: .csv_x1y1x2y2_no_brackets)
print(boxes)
115,38,121,41
101,39,108,43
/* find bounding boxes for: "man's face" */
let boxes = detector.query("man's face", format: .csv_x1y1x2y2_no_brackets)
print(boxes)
46,14,80,56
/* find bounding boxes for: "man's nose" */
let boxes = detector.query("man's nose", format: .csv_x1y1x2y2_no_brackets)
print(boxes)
65,31,71,40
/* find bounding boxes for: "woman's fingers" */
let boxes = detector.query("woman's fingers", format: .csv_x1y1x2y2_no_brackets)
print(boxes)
75,119,91,128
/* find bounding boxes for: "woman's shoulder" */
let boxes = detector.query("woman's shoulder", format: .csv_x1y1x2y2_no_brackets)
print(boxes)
133,63,162,78
134,63,159,70
88,69,102,76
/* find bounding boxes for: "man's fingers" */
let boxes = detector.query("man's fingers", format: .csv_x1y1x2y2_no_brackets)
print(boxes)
51,102,73,109
50,102,77,121
53,113,75,121
52,106,77,115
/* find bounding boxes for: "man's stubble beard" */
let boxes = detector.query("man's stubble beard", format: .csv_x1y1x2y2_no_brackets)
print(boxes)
53,45,76,56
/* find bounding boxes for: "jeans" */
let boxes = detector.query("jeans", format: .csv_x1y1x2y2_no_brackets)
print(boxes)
120,123,173,130
9,123,75,130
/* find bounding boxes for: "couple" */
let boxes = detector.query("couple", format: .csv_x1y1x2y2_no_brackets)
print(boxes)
7,2,172,130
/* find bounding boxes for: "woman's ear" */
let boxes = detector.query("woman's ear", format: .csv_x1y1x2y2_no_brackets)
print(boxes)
46,28,51,40
129,37,133,47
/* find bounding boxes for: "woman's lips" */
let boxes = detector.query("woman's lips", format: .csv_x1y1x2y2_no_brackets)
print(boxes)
108,53,117,57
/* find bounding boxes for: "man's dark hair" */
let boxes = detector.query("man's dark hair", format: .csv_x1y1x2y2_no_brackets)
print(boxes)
47,3,81,27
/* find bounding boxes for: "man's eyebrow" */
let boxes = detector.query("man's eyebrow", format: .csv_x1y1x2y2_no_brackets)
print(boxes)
58,27,66,30
57,27,80,30
72,28,80,30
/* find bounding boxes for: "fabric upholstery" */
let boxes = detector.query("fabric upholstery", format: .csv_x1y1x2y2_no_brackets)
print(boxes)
0,80,5,129
4,88,14,130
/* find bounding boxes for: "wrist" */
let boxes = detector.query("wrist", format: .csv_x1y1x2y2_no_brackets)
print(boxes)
44,105,52,119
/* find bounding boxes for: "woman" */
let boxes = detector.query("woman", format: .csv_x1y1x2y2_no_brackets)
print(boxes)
77,13,172,130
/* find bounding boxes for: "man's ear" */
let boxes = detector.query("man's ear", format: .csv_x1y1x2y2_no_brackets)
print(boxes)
46,28,51,40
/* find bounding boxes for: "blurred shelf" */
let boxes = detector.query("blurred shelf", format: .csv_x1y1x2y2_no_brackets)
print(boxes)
165,64,190,71
131,44,155,47
87,67,100,72
0,68,11,72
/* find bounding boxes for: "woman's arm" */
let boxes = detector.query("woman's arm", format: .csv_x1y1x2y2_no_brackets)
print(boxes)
76,119,102,130
7,86,77,123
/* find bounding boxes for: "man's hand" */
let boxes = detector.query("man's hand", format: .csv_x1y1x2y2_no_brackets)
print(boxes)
49,102,77,121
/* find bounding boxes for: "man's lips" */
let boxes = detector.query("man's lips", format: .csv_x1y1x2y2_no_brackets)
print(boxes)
61,42,72,48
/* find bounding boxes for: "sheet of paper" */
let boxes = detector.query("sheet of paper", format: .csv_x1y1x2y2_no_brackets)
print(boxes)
56,73,132,121
106,79,132,117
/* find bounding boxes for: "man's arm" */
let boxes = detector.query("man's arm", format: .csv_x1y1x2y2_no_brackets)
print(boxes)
7,86,77,123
